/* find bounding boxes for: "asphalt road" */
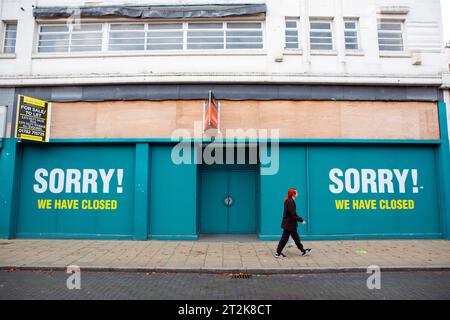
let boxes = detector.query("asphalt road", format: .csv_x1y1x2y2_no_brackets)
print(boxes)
0,270,449,300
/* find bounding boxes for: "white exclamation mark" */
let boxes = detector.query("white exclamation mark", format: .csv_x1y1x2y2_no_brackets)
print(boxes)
412,169,419,193
117,169,123,194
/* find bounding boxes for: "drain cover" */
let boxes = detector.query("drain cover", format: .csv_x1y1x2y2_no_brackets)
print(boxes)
230,272,252,279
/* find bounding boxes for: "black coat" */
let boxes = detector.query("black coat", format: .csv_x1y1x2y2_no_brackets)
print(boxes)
281,198,304,231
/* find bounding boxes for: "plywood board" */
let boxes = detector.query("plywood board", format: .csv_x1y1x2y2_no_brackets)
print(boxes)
49,100,440,140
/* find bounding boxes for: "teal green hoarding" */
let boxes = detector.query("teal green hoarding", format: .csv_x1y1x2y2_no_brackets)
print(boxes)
259,145,442,239
259,146,308,239
1,141,446,240
308,145,440,237
15,144,135,238
149,145,198,240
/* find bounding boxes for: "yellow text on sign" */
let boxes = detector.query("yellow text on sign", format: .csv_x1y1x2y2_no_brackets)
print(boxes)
37,199,118,210
335,199,415,211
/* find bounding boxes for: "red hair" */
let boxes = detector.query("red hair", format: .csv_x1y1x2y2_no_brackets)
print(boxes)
285,188,297,201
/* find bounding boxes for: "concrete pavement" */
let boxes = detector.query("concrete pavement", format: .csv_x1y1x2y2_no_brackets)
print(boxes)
1,239,450,273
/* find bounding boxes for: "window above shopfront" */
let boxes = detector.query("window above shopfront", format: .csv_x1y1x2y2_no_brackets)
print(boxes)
38,23,102,53
36,21,264,53
309,19,334,51
377,20,405,52
344,18,360,51
32,3,266,54
284,18,300,49
2,22,17,54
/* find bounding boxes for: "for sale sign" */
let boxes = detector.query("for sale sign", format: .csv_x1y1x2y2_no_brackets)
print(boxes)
15,95,52,142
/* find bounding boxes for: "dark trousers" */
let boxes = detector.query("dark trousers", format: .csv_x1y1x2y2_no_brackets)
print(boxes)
276,229,305,254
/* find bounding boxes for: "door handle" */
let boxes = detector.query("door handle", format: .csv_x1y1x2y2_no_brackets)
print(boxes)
224,196,234,207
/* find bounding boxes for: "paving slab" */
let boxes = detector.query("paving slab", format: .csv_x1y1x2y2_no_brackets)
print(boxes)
0,239,449,273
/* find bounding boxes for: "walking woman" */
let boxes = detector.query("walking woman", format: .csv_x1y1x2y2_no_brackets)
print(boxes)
275,188,312,258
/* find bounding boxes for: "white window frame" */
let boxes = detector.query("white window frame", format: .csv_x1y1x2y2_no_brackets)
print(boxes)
343,18,361,52
34,20,265,55
284,17,301,50
309,18,334,52
37,23,70,53
187,21,225,50
147,22,184,51
36,23,103,53
377,19,406,54
70,23,103,52
225,21,264,50
108,22,147,52
2,21,17,54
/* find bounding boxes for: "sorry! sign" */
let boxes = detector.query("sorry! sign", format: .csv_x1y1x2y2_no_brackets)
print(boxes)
32,168,125,211
328,167,422,212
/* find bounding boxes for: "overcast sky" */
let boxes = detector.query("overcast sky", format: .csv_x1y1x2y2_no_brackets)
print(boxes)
442,0,450,43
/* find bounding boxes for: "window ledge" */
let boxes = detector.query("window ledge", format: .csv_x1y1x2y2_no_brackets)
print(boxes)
379,51,412,58
310,50,338,56
283,49,303,56
0,53,16,59
32,50,268,59
345,50,365,56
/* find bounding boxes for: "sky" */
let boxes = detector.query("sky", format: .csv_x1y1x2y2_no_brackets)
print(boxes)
442,0,450,43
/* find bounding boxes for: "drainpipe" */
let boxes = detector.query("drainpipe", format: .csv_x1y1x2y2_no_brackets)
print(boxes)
301,0,311,72
335,0,346,72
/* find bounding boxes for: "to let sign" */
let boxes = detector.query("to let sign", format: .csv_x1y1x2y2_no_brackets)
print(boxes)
15,95,52,142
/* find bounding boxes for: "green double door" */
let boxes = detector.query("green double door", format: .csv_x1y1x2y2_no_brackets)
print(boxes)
200,168,256,234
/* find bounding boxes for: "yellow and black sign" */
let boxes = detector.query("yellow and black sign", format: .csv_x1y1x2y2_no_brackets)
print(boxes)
15,95,52,142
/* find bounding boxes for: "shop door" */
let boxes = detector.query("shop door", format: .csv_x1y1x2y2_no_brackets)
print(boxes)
200,169,256,234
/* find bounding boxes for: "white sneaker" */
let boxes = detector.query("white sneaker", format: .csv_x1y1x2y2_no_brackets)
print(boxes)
274,252,287,258
301,248,312,256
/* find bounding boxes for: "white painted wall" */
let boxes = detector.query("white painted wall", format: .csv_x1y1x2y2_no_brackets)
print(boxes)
0,0,447,85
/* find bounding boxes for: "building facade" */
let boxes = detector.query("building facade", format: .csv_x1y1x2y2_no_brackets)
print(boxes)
0,0,449,240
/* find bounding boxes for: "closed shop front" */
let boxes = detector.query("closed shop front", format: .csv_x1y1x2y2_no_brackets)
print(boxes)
1,85,449,241
11,142,444,240
0,0,449,243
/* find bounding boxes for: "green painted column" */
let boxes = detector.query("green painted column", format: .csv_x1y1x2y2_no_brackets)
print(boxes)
437,102,450,240
0,139,21,239
149,144,198,240
133,143,149,240
259,145,308,240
